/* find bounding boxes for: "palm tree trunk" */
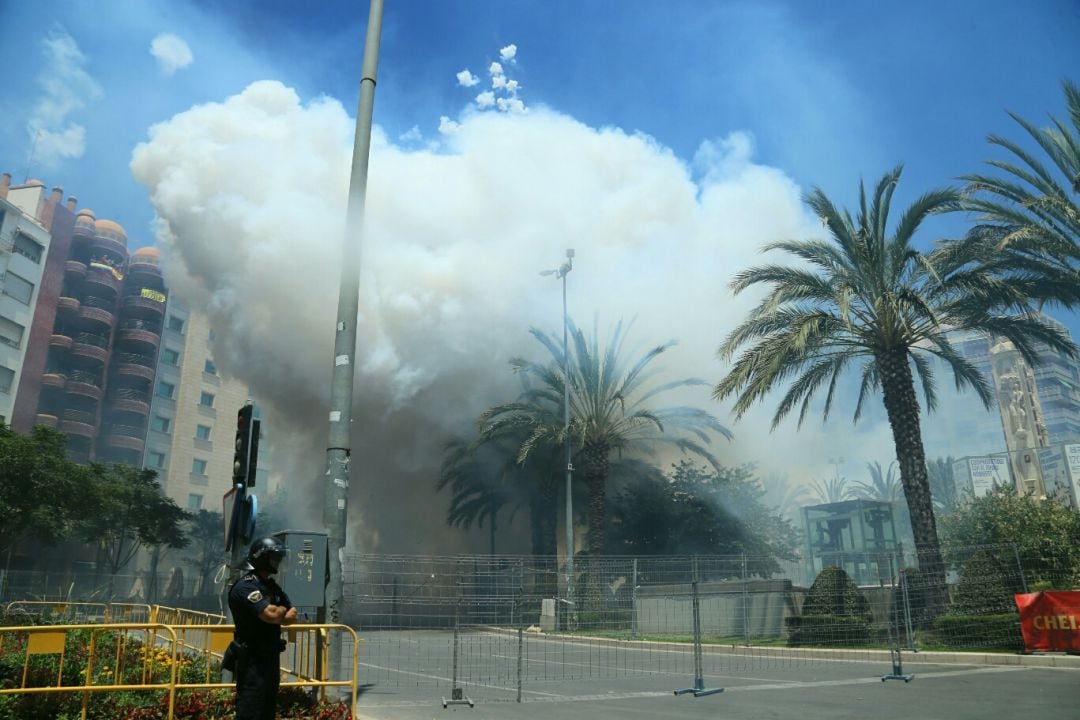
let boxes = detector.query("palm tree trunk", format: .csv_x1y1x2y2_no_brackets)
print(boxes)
583,439,610,555
876,348,947,616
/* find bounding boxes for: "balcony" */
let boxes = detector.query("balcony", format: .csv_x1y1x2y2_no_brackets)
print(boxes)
49,334,73,351
62,408,97,425
34,413,59,428
122,292,167,317
41,372,67,389
83,265,120,294
57,296,80,314
64,260,87,279
66,380,103,401
60,419,96,439
71,336,109,364
115,320,161,351
114,362,156,382
110,398,151,416
127,261,163,278
101,434,145,454
114,351,155,368
78,305,114,327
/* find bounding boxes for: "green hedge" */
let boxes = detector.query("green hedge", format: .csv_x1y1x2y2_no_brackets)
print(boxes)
930,613,1023,651
785,614,873,646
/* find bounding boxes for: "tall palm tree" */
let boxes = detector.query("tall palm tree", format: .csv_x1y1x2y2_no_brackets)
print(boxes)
481,318,732,554
852,461,902,503
959,79,1080,303
436,435,559,556
760,471,810,520
713,167,1076,611
808,475,852,505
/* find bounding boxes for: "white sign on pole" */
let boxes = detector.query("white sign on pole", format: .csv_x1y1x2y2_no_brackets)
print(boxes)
967,455,1009,497
1065,444,1080,508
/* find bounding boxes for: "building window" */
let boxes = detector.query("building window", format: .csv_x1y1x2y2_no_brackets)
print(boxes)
199,391,215,408
167,315,185,333
208,328,216,342
187,493,203,510
148,450,167,468
13,233,43,263
3,272,34,305
156,381,176,399
161,347,181,366
192,458,208,475
0,317,24,349
204,359,217,375
0,366,14,394
195,424,211,441
150,415,171,434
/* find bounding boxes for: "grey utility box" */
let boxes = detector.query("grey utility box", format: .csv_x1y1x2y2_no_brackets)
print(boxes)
272,530,328,611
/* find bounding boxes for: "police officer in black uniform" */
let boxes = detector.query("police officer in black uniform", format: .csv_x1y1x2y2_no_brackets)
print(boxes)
229,537,297,720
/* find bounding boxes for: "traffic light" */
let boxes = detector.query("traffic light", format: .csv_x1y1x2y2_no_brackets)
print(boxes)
233,404,260,487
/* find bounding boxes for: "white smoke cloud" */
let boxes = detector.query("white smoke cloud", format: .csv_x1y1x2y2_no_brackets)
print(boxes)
500,45,517,62
150,32,194,75
475,91,495,109
131,78,876,553
488,62,504,77
455,69,479,87
27,29,103,166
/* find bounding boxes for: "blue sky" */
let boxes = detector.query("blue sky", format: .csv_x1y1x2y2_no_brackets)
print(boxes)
1,1,1078,548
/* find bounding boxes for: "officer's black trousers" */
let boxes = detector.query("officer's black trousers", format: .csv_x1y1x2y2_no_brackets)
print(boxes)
235,649,280,720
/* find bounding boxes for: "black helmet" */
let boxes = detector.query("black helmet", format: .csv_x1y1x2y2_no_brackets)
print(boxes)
247,537,287,574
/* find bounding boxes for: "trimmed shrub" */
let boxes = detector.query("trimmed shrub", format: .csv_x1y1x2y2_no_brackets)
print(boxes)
930,613,1023,651
952,550,1025,616
786,565,873,646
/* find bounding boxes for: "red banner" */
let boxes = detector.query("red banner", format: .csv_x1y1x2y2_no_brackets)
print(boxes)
1014,591,1080,653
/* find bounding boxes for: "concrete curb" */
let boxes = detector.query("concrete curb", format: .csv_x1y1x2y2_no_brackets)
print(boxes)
473,626,1080,669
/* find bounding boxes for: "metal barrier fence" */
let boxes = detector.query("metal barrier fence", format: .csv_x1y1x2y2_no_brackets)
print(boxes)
0,621,359,719
339,545,1077,702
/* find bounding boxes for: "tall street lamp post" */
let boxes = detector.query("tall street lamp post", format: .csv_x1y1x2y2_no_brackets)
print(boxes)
323,0,383,685
542,249,575,605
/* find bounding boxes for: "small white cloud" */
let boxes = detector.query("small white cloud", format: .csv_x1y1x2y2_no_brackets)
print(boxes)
492,75,507,90
27,29,104,166
496,97,526,114
499,44,517,62
150,32,194,75
505,79,519,93
488,62,503,77
456,69,479,87
438,116,460,134
475,91,495,109
399,125,422,143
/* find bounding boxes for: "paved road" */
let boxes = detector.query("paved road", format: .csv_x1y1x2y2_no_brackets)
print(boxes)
348,630,1079,720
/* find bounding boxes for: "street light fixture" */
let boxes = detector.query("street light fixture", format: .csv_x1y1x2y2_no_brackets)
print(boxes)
540,248,575,607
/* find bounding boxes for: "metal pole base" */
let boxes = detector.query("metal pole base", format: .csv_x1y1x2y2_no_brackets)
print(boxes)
442,687,474,709
881,649,914,683
675,678,724,698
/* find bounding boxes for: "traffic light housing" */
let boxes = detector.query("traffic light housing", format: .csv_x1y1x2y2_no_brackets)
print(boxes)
233,404,260,487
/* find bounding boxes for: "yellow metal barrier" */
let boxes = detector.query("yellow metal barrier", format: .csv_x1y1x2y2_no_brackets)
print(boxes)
151,604,226,626
3,600,110,623
0,622,359,719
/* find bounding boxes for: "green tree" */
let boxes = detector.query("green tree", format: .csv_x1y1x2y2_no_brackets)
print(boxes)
184,509,226,597
927,456,961,514
961,79,1079,285
808,475,852,505
481,319,732,554
853,461,901,503
78,463,191,596
940,486,1080,588
713,167,1076,612
759,471,809,520
0,423,82,568
608,461,798,574
436,435,560,556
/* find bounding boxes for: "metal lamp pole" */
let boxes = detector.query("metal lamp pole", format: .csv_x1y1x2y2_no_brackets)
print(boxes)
323,0,383,683
542,249,574,604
